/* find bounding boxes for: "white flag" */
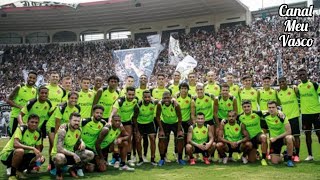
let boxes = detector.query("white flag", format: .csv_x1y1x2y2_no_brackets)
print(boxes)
175,55,197,80
169,35,184,66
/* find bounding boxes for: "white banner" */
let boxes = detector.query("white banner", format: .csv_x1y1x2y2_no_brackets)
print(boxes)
113,47,158,87
169,35,184,66
147,34,164,55
0,0,79,9
175,55,197,80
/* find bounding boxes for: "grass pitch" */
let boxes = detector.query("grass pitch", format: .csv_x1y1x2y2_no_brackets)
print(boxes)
1,135,320,180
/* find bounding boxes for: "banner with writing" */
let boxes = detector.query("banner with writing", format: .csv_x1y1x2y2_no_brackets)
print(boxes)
0,0,79,9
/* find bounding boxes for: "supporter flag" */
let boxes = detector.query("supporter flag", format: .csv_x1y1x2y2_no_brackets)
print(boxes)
276,52,283,83
147,34,164,54
169,35,184,66
0,0,79,9
113,47,158,87
175,55,197,80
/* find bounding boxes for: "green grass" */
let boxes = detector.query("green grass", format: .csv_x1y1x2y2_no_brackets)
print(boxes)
1,135,320,180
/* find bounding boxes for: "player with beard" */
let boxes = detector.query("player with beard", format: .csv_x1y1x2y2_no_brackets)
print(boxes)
47,92,80,172
110,86,138,166
51,113,94,180
187,72,197,97
226,73,241,113
95,114,133,171
157,91,185,166
239,75,258,112
132,90,157,165
7,71,37,137
0,114,45,180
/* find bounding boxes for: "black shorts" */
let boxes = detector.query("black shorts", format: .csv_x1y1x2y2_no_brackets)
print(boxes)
204,119,214,126
10,117,19,137
122,121,132,126
250,132,263,149
260,119,268,130
302,113,320,131
1,152,36,170
65,155,76,165
49,127,55,133
289,117,300,136
270,138,284,154
40,121,47,139
161,122,182,138
138,122,156,135
193,146,207,154
227,144,241,153
182,121,191,134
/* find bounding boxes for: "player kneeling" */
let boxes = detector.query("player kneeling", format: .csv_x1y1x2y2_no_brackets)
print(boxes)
265,101,295,167
0,114,45,180
95,114,134,171
186,112,215,165
216,111,251,164
51,113,94,180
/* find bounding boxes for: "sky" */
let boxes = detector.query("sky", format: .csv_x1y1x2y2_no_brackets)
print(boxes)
239,0,309,11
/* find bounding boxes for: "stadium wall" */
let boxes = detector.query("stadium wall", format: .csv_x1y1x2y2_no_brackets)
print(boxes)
0,11,249,44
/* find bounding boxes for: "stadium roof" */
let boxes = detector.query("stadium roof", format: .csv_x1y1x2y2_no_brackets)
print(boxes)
0,0,248,32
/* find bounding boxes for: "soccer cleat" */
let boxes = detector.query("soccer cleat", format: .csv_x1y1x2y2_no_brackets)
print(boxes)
305,155,314,161
114,161,120,168
151,161,158,166
293,156,300,162
137,161,144,166
261,159,268,166
142,155,149,163
6,167,11,176
189,158,196,165
228,157,236,162
50,168,57,176
178,159,186,165
109,158,116,166
68,169,78,178
242,156,248,164
131,156,137,163
164,157,171,163
77,169,84,177
223,157,228,164
267,155,271,160
16,171,27,179
128,160,135,167
203,157,210,165
158,159,165,166
8,176,17,180
287,160,294,167
119,165,135,171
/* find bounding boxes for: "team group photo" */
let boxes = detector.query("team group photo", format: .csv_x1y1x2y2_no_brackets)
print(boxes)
0,0,320,180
